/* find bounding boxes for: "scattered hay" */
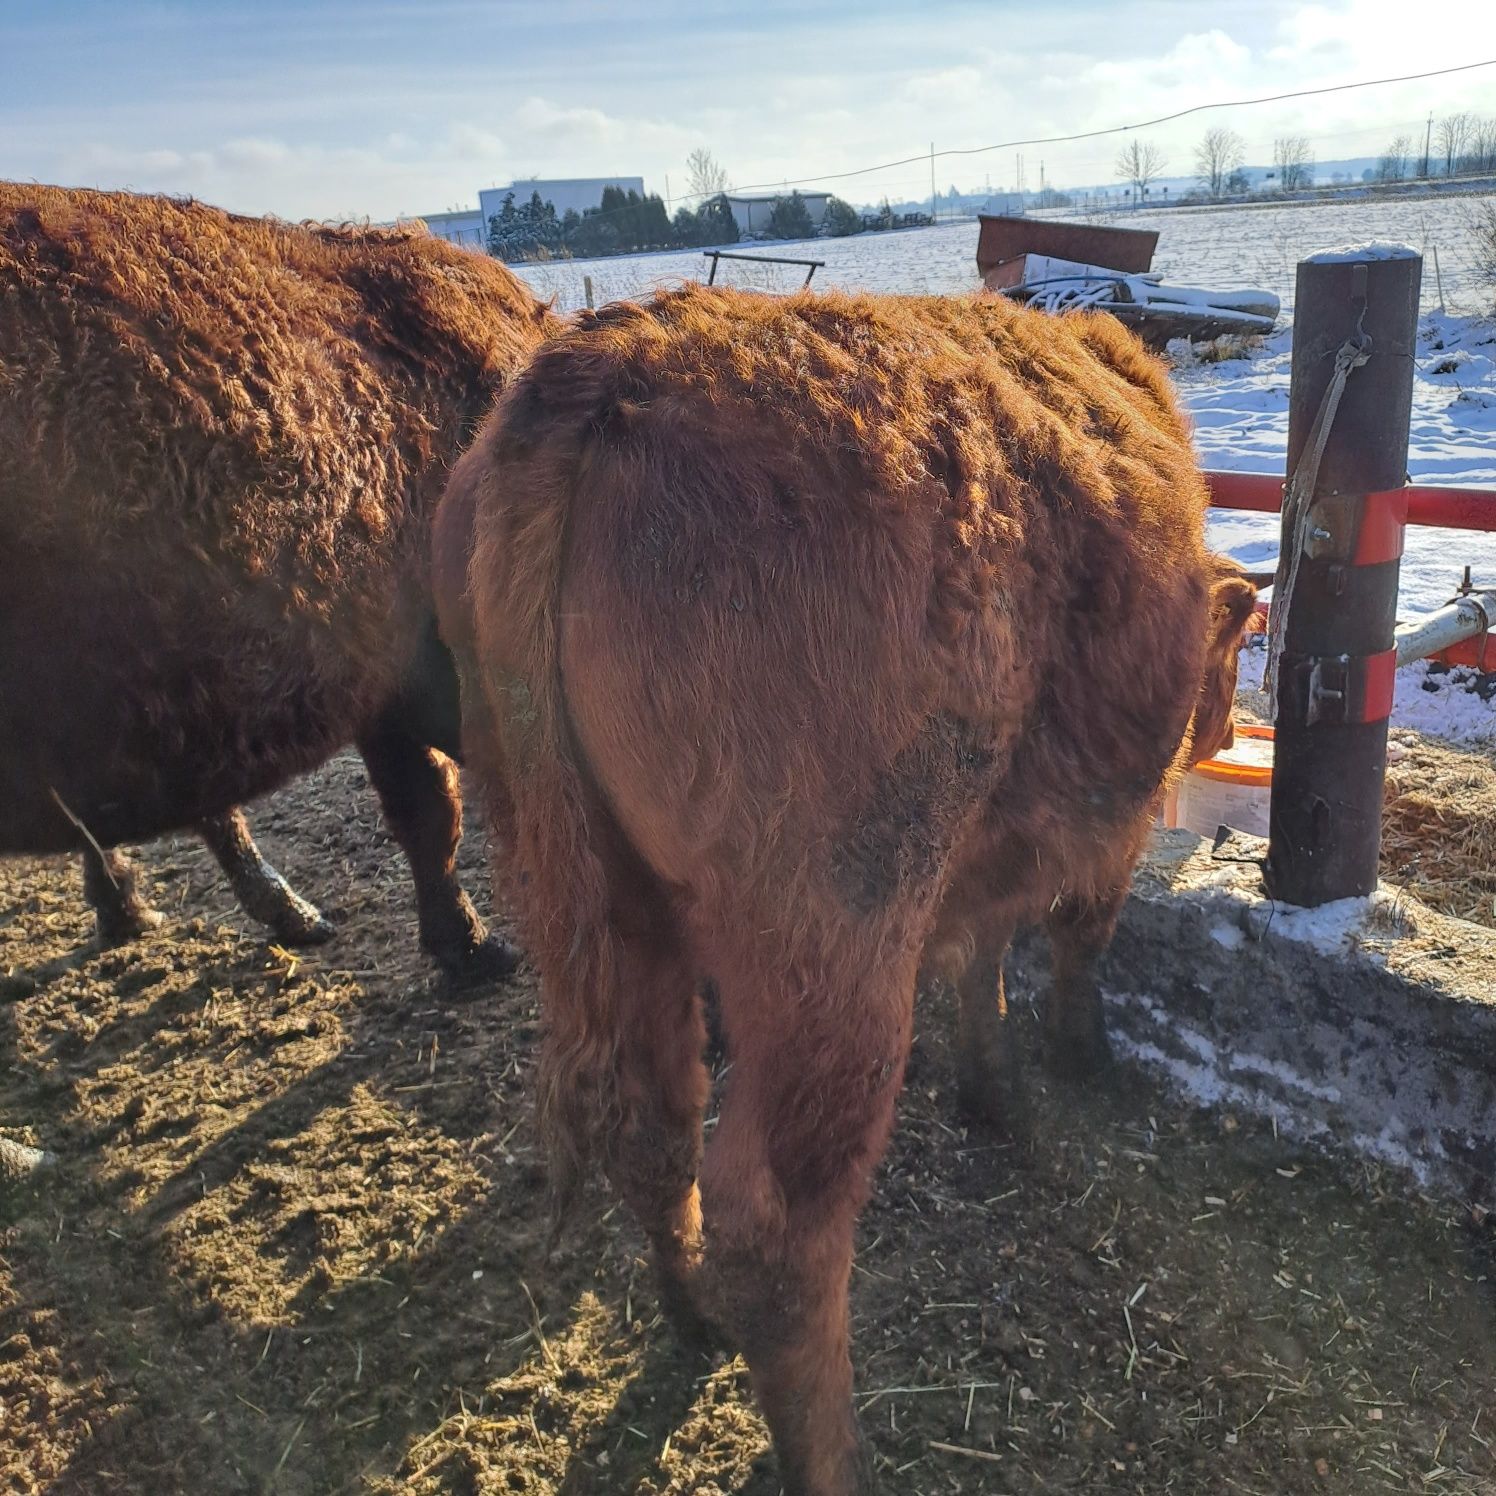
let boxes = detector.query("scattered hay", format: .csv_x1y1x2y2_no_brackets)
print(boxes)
1168,332,1266,368
1383,730,1496,927
1233,685,1496,928
1193,332,1265,363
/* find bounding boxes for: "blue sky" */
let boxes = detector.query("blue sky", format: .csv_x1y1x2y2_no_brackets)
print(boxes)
3,1,1494,219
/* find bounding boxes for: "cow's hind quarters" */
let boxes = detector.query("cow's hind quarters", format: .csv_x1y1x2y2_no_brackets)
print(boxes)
82,847,165,946
198,809,334,946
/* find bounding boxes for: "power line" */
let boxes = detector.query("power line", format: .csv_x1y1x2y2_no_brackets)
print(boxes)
718,56,1496,198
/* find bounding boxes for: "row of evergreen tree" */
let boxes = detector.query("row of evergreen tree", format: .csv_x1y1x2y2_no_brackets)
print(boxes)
485,187,863,263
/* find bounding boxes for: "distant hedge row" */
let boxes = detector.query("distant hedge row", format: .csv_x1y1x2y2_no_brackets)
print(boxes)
485,188,863,262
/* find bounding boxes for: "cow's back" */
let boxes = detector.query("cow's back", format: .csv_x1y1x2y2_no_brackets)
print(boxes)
472,285,1213,937
0,184,554,850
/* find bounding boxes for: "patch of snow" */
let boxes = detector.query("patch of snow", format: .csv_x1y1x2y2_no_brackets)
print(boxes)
1105,989,1441,1187
1104,999,1324,1134
1302,242,1420,263
1122,991,1219,1062
1225,1050,1342,1104
1235,643,1266,694
1237,888,1405,961
1209,921,1245,950
1391,659,1496,741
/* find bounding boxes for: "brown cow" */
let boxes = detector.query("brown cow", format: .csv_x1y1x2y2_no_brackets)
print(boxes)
437,284,1255,1495
0,184,558,971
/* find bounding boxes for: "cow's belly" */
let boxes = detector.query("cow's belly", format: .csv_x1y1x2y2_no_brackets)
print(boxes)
0,563,405,853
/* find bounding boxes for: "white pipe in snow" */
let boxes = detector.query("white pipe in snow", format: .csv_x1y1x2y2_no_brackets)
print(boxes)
1394,591,1496,668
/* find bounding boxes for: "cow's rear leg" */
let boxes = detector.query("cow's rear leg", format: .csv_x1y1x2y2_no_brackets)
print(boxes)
82,845,163,945
603,925,712,1348
954,920,1028,1138
357,722,518,982
1041,892,1123,1079
197,808,334,946
693,952,915,1496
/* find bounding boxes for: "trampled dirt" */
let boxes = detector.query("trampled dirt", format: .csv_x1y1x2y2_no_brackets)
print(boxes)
2,754,1494,1494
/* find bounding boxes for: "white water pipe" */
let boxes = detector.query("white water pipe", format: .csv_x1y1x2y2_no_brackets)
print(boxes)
1394,591,1496,668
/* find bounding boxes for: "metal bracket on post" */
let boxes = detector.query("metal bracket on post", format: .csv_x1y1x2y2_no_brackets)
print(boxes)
1289,649,1398,727
1302,489,1408,567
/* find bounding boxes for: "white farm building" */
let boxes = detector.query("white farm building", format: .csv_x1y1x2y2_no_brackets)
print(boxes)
479,177,645,223
416,208,485,249
723,191,830,236
412,178,649,251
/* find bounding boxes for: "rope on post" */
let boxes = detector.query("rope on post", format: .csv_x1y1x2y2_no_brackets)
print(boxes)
1265,329,1372,716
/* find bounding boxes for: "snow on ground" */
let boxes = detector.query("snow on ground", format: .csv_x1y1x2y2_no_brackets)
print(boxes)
511,192,1496,740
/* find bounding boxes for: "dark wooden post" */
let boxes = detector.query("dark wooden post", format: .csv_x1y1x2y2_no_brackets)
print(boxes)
1264,248,1421,906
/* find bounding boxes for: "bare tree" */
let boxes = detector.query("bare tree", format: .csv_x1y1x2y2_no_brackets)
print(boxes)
1195,128,1245,198
1273,136,1314,192
1437,112,1476,176
1377,135,1411,182
1115,139,1166,201
1472,199,1496,296
685,148,729,201
1465,116,1496,174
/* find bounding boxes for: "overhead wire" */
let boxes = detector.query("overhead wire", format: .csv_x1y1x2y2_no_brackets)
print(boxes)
482,57,1496,234
714,57,1496,200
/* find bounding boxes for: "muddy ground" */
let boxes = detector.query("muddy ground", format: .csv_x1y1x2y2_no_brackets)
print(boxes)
3,754,1494,1494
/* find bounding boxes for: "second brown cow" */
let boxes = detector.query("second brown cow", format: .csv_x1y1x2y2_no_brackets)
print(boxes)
0,186,558,969
437,284,1254,1495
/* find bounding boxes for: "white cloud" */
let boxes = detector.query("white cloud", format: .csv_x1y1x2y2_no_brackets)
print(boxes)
444,123,505,161
218,138,293,169
899,66,986,106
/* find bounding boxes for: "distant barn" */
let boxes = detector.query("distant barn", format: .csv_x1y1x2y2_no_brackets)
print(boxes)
722,190,830,235
481,176,645,220
417,207,486,249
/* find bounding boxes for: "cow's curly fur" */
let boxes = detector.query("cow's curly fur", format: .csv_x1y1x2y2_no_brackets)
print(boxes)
438,283,1253,1494
0,184,557,962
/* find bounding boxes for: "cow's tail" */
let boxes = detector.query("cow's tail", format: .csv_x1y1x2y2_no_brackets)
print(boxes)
471,434,622,1239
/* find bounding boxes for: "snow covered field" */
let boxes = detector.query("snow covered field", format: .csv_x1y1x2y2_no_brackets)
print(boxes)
511,195,1495,316
512,194,1496,740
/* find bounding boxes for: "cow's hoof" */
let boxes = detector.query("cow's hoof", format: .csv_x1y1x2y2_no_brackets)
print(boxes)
95,904,165,947
1042,1026,1113,1082
438,933,522,988
956,1055,1030,1142
268,900,336,947
656,1272,722,1359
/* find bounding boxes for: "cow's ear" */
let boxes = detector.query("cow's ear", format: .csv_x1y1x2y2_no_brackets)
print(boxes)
1209,571,1257,648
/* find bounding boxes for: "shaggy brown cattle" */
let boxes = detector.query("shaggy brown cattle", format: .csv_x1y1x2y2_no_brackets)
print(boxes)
437,284,1254,1495
0,184,557,968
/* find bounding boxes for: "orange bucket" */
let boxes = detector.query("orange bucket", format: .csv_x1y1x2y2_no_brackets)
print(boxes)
1170,724,1274,838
